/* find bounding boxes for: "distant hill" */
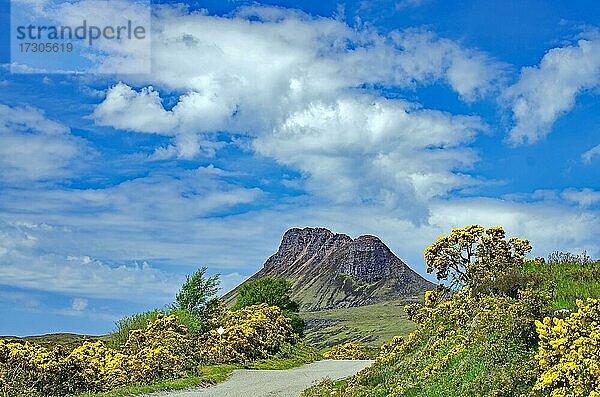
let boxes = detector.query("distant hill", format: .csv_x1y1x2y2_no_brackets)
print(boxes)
224,227,434,311
0,333,108,349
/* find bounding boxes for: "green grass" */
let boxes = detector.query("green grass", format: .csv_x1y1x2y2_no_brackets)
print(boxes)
70,364,236,397
245,341,322,370
525,259,600,311
301,299,418,349
69,342,320,397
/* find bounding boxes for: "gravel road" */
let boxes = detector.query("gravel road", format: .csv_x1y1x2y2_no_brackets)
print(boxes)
152,360,373,397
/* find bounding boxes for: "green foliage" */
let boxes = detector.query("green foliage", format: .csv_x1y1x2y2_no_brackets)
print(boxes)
175,267,220,314
198,304,296,364
525,255,600,312
169,301,226,337
234,277,303,335
424,225,531,298
234,277,299,312
108,310,161,349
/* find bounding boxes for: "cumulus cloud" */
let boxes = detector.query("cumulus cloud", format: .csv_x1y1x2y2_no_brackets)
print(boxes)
582,143,600,164
255,95,485,219
0,104,87,183
91,6,502,213
505,32,600,145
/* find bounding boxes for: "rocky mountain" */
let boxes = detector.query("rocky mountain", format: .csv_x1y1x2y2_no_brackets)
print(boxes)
224,227,434,311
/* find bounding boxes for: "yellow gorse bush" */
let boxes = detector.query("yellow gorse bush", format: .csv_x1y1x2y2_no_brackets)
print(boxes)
531,298,600,397
1,305,298,396
1,307,296,397
0,313,198,396
199,303,295,364
323,343,369,360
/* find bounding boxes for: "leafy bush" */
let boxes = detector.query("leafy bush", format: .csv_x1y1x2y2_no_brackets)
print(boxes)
234,277,299,312
199,303,296,364
174,267,220,315
234,277,304,335
108,309,161,349
424,224,531,298
323,343,369,360
530,298,600,397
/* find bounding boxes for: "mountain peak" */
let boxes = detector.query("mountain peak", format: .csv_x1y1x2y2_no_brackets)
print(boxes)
226,227,434,311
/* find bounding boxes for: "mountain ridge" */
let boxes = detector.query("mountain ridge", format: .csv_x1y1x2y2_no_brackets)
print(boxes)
225,227,434,311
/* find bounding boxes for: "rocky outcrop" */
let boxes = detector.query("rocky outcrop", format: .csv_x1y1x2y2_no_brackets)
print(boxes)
224,227,434,311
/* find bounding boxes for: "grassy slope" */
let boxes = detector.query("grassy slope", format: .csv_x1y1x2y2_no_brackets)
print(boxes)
303,259,600,397
302,299,418,349
525,259,600,311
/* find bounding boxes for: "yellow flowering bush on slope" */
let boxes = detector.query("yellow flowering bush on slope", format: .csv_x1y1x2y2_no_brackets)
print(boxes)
1,314,197,396
531,298,600,397
199,303,296,364
122,313,197,382
1,305,298,396
323,343,369,360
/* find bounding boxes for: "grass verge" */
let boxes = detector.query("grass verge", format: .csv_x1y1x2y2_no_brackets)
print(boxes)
70,364,236,397
71,342,320,397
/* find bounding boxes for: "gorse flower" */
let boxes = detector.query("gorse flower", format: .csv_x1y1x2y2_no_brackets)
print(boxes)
323,343,369,360
0,306,296,396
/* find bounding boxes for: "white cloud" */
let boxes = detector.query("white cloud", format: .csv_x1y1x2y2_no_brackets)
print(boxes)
0,220,183,303
91,6,502,211
0,104,87,183
561,188,600,208
505,31,600,145
582,143,600,164
92,84,177,134
71,298,88,311
254,95,485,219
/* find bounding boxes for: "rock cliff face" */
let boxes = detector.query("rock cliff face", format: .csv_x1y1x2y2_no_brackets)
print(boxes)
224,227,434,311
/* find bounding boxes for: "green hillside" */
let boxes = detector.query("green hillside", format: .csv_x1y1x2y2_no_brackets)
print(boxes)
303,227,600,397
302,299,418,349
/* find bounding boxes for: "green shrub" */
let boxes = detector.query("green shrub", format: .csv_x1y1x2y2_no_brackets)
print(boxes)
323,343,369,360
108,309,161,349
234,277,304,335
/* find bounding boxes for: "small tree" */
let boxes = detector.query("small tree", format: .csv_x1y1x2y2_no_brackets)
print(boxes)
234,277,299,312
424,224,531,298
234,277,303,335
174,267,220,314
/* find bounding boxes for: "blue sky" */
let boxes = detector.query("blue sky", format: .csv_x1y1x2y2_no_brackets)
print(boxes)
0,0,599,336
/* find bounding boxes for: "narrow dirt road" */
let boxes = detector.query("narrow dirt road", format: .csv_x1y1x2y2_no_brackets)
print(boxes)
153,359,373,397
